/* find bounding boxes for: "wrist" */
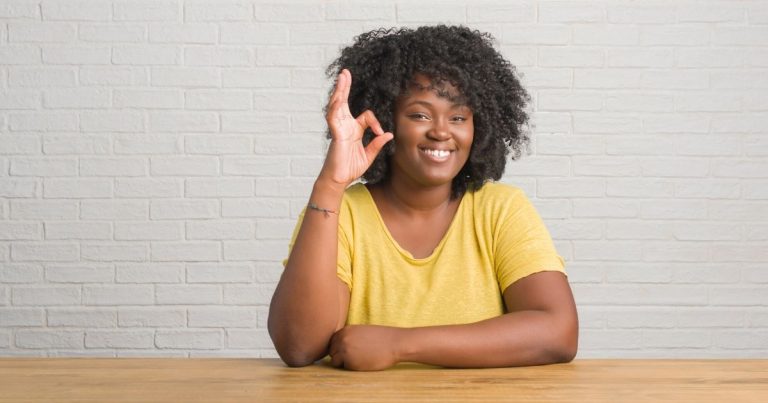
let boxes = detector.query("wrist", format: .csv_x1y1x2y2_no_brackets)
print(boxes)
393,327,418,363
314,175,350,196
308,178,346,214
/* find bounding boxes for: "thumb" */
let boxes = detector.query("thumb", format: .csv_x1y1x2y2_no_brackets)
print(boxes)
364,132,393,162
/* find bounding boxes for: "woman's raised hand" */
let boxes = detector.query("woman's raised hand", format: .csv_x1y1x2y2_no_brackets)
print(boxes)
318,69,393,190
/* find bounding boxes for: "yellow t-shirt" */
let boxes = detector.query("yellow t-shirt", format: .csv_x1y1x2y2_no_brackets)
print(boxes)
285,182,565,328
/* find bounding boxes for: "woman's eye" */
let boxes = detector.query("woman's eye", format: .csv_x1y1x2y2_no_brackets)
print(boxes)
409,113,429,120
452,116,467,122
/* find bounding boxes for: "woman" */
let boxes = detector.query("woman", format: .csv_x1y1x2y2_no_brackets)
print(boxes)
268,25,578,371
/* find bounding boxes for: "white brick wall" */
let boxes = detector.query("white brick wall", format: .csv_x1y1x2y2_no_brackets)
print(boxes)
0,0,766,359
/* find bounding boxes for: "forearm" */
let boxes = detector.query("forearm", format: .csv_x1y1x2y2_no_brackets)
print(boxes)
268,179,346,365
397,310,578,368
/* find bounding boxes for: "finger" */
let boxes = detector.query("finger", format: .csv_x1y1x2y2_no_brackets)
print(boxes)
326,75,345,118
339,69,351,105
364,132,394,162
328,331,344,368
331,70,347,103
355,110,385,135
325,72,347,119
326,96,343,122
328,71,353,115
330,351,344,369
326,104,351,134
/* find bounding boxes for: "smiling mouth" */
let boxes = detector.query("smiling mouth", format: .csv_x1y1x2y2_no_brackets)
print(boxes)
419,148,454,161
419,148,455,163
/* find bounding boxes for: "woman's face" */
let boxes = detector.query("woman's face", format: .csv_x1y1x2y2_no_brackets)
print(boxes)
389,74,474,190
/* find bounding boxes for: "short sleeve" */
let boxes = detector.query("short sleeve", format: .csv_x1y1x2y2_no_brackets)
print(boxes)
281,209,305,268
335,200,353,289
282,204,353,291
494,191,565,293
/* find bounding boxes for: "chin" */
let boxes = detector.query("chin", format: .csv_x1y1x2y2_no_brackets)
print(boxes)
416,174,457,188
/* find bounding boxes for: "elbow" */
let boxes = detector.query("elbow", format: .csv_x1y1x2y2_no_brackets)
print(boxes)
541,333,577,365
551,316,579,364
553,335,578,364
270,334,322,368
537,310,578,365
268,320,324,368
278,349,320,368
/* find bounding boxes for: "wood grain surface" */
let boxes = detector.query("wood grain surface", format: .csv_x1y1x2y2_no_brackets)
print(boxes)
1,359,766,402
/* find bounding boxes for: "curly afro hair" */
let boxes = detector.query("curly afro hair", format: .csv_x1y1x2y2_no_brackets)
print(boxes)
326,25,531,198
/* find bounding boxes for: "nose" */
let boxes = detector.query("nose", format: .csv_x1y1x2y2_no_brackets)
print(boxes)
427,118,451,141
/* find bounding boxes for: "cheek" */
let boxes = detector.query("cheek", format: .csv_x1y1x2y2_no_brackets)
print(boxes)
460,119,475,145
461,128,475,149
393,123,421,144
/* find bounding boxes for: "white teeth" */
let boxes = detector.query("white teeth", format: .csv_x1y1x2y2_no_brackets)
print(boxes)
423,149,450,158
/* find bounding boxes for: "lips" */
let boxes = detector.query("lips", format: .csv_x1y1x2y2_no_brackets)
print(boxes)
423,149,451,157
419,147,454,162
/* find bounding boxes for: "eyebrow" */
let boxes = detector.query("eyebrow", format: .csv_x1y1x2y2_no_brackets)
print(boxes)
402,100,470,110
402,82,469,105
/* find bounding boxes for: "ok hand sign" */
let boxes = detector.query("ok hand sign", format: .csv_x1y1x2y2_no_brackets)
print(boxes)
318,69,393,189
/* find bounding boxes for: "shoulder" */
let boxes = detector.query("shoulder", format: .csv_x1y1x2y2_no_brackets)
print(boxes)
468,182,541,230
340,182,370,207
471,181,527,209
338,182,374,228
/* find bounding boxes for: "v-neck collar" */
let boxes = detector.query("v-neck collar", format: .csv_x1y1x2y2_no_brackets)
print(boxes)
359,184,468,263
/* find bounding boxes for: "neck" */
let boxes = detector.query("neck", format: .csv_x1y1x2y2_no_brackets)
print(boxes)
377,177,454,215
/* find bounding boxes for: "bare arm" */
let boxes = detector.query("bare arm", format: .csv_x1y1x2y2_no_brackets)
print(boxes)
267,180,350,367
329,271,578,370
267,69,392,367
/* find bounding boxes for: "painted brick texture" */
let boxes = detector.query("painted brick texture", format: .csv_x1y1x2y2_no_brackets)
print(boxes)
0,0,767,359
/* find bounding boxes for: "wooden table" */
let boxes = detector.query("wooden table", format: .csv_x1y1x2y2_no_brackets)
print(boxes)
0,359,766,402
